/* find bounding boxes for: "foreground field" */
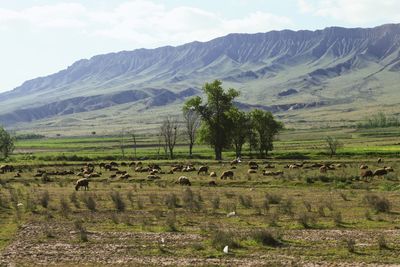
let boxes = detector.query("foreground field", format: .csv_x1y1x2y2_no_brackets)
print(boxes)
1,158,399,266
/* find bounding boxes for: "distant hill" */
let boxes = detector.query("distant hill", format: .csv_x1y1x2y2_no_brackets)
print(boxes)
1,23,400,134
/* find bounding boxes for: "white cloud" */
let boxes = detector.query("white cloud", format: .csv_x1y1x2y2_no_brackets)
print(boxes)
0,1,293,47
297,0,400,25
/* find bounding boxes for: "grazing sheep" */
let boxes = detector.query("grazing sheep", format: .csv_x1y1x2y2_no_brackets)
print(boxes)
75,178,89,191
177,176,191,186
119,173,131,179
384,166,394,172
373,168,388,177
129,161,136,167
147,175,161,180
248,161,257,166
208,181,217,186
378,158,383,164
230,159,239,166
263,170,284,176
220,170,234,180
360,164,368,170
209,172,217,177
0,165,14,173
264,164,275,169
197,166,209,175
360,170,373,179
247,169,257,174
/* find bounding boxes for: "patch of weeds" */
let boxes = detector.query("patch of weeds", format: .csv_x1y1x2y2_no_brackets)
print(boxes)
164,193,179,209
110,191,126,212
363,194,391,213
238,195,253,208
250,229,282,247
211,229,240,250
265,193,281,204
297,212,316,229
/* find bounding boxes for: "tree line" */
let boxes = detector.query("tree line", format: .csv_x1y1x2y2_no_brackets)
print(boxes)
161,80,283,160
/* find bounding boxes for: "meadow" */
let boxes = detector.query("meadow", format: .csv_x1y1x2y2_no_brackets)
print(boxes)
0,126,399,266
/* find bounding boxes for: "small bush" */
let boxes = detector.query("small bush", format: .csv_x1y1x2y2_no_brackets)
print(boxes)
39,191,50,209
149,193,158,204
333,211,343,226
83,194,96,212
211,229,240,250
74,220,88,242
238,195,253,208
127,190,134,206
339,192,349,201
303,200,312,212
164,193,179,209
297,212,316,228
345,238,356,253
111,213,119,224
262,198,270,214
110,191,126,212
165,212,178,232
182,188,201,212
265,193,281,204
69,192,80,208
210,196,220,210
279,198,294,216
364,194,391,213
137,197,144,209
59,196,70,217
378,235,389,250
267,212,279,227
251,230,282,247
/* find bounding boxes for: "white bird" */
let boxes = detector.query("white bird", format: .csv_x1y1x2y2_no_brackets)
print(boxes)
223,245,229,254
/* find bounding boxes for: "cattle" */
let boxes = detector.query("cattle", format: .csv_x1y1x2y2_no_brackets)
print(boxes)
75,178,89,191
177,176,191,186
220,170,234,180
373,168,388,177
198,166,209,175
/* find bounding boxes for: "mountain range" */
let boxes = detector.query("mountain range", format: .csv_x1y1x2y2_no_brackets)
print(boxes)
1,23,400,134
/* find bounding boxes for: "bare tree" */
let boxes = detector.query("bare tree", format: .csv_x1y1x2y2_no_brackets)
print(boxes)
131,131,137,160
160,117,179,159
119,129,126,159
325,136,342,157
183,107,200,157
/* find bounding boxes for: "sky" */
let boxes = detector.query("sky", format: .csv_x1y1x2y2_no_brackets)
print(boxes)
1,0,400,93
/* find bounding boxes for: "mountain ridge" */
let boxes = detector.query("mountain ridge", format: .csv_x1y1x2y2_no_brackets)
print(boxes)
1,23,400,132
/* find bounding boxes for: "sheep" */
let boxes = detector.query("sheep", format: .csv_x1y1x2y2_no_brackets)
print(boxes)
373,168,388,177
378,158,383,164
75,178,89,191
360,170,373,180
147,175,161,180
247,169,257,174
384,166,394,172
177,176,191,186
209,172,217,177
319,166,328,173
360,164,368,170
208,181,217,186
230,159,239,166
220,170,234,180
198,166,209,175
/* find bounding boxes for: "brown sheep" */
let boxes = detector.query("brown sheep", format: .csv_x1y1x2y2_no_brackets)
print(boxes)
220,170,234,180
177,176,191,186
75,178,89,191
384,166,394,172
198,166,209,175
360,170,373,179
373,168,388,177
208,181,217,186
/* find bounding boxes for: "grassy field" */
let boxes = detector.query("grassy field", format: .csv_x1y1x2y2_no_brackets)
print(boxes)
0,126,399,266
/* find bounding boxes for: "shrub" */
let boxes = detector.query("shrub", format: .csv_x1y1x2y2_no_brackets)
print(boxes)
267,212,279,227
164,193,179,209
137,197,144,209
265,193,282,204
39,191,50,209
339,192,349,201
378,235,389,250
82,194,96,212
127,190,134,206
149,193,158,204
364,194,391,213
69,192,80,208
165,212,178,232
59,196,70,217
333,211,343,226
262,198,270,214
110,191,126,212
211,229,239,250
182,188,201,212
238,195,253,208
210,196,220,210
345,238,356,253
297,212,316,228
251,229,282,247
303,200,312,212
279,198,294,216
74,220,88,242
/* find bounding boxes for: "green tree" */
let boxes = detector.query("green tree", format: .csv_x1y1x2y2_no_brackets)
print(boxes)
250,109,283,158
325,136,342,158
0,126,15,159
228,108,250,158
185,80,239,160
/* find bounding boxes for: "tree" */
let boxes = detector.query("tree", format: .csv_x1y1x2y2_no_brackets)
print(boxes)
185,80,239,160
325,136,342,157
0,126,15,159
182,107,200,157
160,117,179,159
119,129,126,159
228,108,250,158
131,131,137,159
250,109,283,158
